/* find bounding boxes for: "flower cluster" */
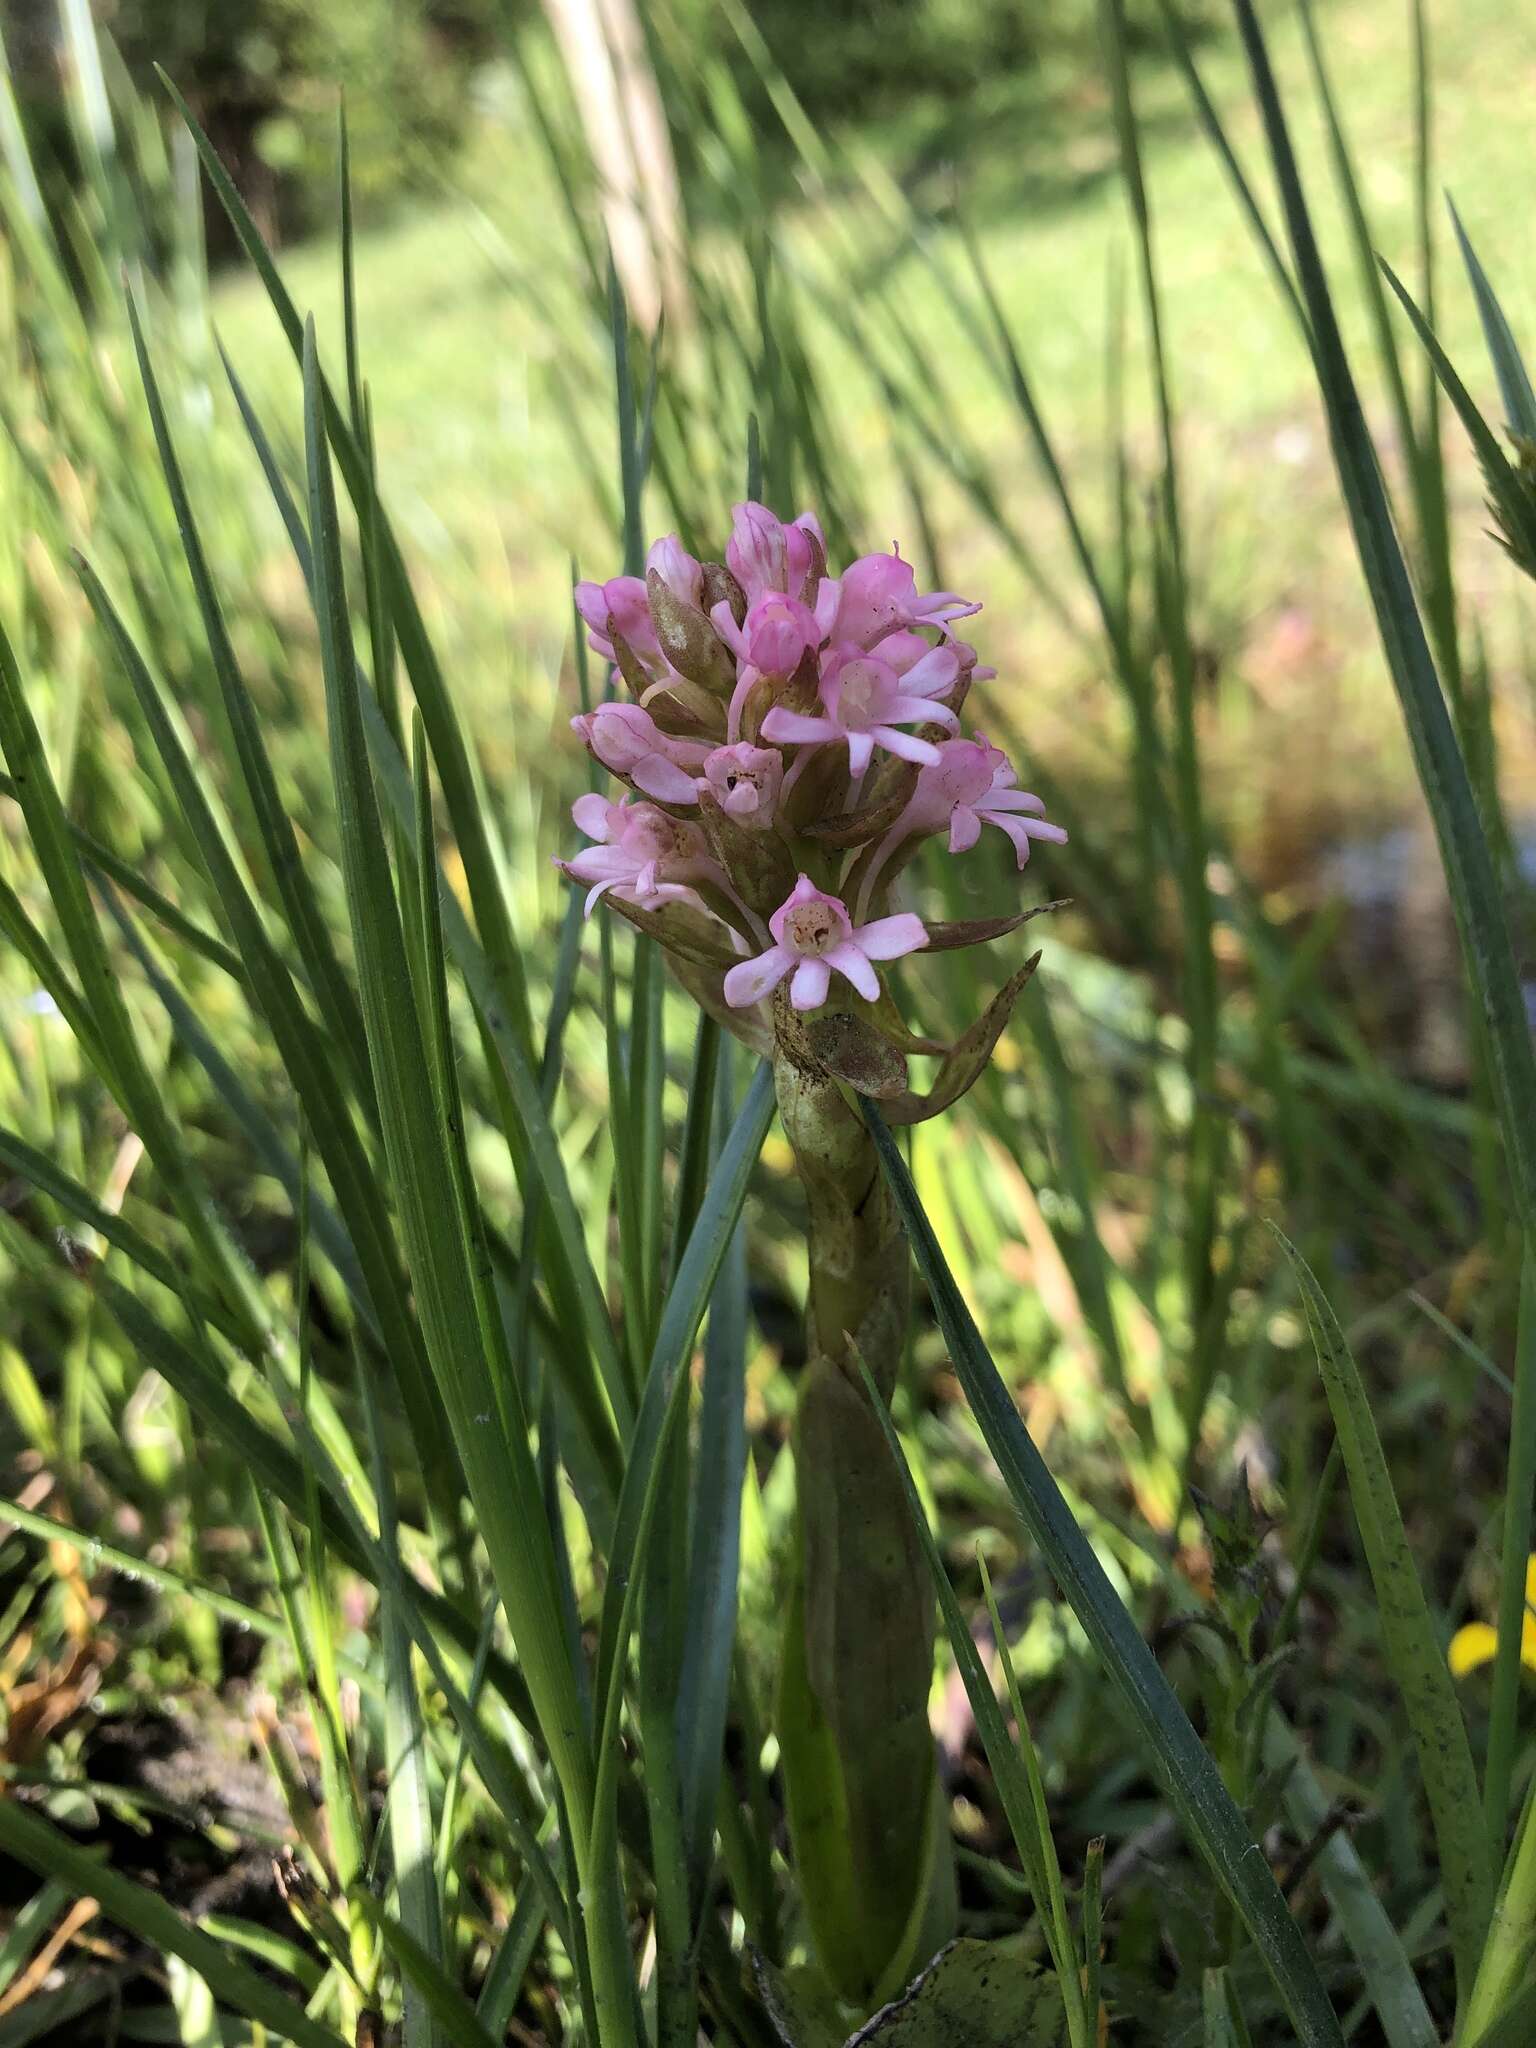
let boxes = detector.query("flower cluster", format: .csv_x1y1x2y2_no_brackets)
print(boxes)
561,504,1064,1087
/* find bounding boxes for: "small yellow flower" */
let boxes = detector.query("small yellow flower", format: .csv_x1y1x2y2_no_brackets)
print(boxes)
1449,1556,1536,1678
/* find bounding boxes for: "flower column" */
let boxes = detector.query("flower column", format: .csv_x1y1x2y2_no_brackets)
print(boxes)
566,508,1066,2006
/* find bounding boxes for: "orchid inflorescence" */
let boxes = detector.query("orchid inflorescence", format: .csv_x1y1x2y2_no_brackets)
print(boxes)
561,502,1064,1102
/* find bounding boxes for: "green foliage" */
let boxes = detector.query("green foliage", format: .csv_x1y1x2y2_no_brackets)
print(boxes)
2,0,1536,2044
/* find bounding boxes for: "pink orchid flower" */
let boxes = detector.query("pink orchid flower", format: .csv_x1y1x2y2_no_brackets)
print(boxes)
760,640,961,778
723,873,927,1013
559,794,726,916
814,549,980,650
700,743,784,827
574,574,655,666
726,502,826,605
856,733,1067,918
570,702,712,805
906,735,1065,859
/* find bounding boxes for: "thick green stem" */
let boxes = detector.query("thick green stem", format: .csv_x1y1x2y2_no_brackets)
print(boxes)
772,1007,955,2006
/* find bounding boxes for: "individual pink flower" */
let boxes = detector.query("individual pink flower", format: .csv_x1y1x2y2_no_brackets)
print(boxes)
571,702,712,804
575,574,650,660
908,735,1064,859
723,874,928,1013
574,574,688,698
814,549,980,650
726,502,826,605
760,641,961,778
559,794,725,916
856,733,1067,918
700,743,784,827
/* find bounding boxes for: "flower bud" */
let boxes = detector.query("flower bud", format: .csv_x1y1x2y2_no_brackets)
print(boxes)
700,560,747,628
741,593,820,680
645,533,703,607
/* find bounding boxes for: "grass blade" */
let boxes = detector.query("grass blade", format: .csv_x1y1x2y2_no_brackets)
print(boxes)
1262,1711,1439,2048
1449,202,1536,443
1271,1225,1491,1993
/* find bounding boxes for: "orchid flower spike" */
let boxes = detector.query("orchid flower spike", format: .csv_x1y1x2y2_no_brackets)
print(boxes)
723,874,927,1013
563,505,1062,1063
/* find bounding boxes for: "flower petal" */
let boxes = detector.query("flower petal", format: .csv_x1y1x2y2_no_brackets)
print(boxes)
574,581,609,633
723,944,793,1008
564,846,635,884
855,912,928,962
900,646,960,696
1449,1621,1500,1678
988,813,1069,867
572,791,616,840
948,805,982,853
761,708,837,746
871,727,942,765
886,695,960,730
789,957,832,1011
825,942,880,1001
631,756,704,804
977,788,1049,814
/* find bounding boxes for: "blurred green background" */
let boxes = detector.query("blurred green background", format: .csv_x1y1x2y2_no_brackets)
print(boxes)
11,0,1534,872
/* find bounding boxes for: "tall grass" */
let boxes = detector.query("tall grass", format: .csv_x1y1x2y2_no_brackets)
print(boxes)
0,0,1533,2043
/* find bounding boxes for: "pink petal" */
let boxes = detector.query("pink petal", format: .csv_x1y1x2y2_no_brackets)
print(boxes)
760,708,837,746
854,913,928,962
845,730,875,779
825,942,880,1001
711,599,746,659
948,806,982,853
631,756,704,804
723,944,793,1008
574,581,609,632
571,792,616,840
901,646,960,696
789,958,832,1011
988,814,1066,868
564,846,635,885
871,727,943,765
885,696,960,730
977,788,1048,814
